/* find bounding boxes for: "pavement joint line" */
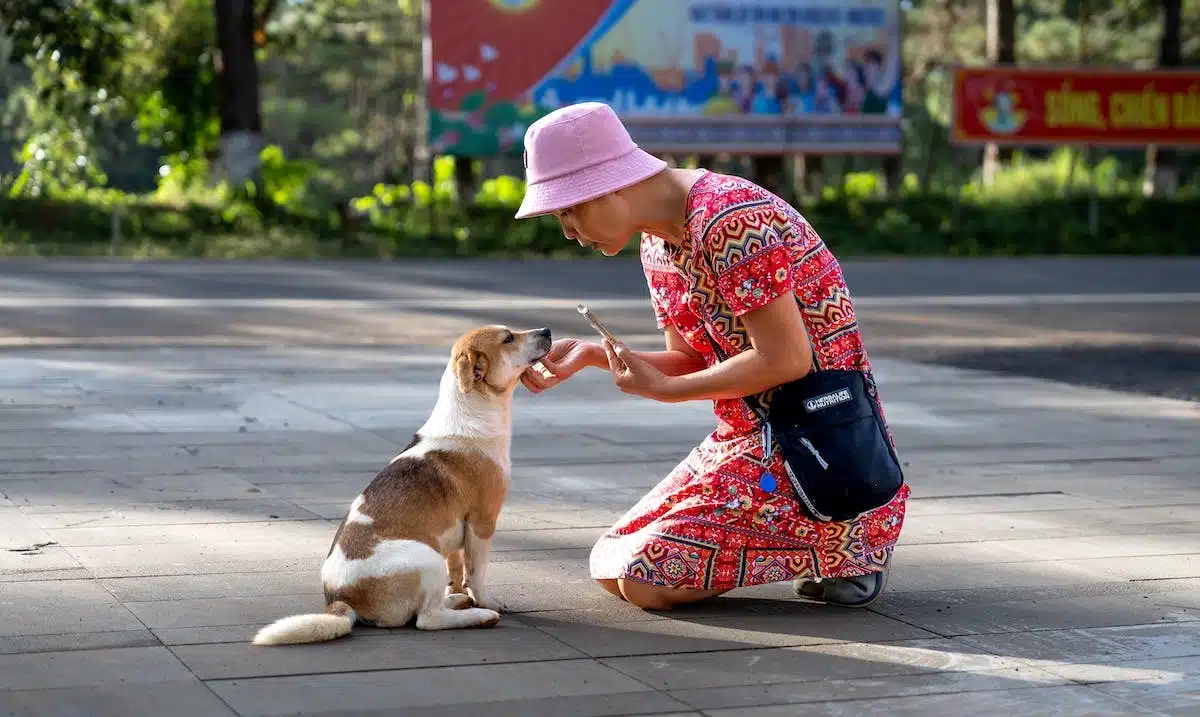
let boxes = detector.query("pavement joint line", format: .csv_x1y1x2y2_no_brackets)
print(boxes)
677,683,1132,714
196,653,603,683
911,491,1066,500
871,617,1200,640
0,291,1197,310
1129,575,1200,582
604,656,1048,701
158,641,242,716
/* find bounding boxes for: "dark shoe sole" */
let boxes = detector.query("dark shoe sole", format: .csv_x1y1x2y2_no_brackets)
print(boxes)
793,569,888,608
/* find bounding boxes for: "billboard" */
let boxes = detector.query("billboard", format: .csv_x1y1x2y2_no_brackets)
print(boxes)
427,1,904,156
951,66,1200,147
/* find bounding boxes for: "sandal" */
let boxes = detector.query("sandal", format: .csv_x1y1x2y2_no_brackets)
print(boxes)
793,567,889,608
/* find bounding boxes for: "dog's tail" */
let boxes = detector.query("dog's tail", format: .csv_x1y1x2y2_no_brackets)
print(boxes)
252,600,356,646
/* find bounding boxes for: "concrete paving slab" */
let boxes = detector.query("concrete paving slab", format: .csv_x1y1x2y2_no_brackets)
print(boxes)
150,624,273,646
1098,553,1200,581
0,629,158,655
0,646,193,690
64,530,333,573
667,666,1069,711
873,594,1200,637
600,638,1028,692
175,619,586,680
84,556,323,579
0,472,270,507
101,570,318,602
0,580,144,637
899,510,1200,544
469,579,628,613
955,622,1200,666
0,508,58,551
0,680,237,717
0,546,84,581
125,593,322,630
293,697,701,717
987,534,1200,561
22,499,319,529
44,518,332,549
1087,655,1200,716
703,685,1149,717
882,553,1113,593
1155,592,1200,609
206,660,659,716
521,608,937,657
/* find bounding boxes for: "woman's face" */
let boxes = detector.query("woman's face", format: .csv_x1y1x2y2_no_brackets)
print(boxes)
552,192,636,257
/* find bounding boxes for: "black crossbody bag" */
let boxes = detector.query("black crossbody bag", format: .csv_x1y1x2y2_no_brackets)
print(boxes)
708,329,905,523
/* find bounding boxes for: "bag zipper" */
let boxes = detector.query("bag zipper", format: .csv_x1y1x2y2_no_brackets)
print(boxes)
799,437,830,470
781,461,833,521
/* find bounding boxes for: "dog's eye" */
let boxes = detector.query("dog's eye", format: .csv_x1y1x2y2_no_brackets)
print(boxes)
502,333,515,344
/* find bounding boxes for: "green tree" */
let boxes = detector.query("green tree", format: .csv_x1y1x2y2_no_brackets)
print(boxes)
1145,0,1183,197
1,0,283,194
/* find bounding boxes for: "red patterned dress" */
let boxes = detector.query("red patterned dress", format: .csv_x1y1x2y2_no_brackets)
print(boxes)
589,170,911,591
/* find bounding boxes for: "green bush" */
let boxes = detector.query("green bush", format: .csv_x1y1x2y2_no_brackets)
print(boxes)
2,188,1196,258
1,146,1197,258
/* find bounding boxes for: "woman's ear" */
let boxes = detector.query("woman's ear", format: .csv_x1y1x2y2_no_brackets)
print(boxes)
454,349,489,393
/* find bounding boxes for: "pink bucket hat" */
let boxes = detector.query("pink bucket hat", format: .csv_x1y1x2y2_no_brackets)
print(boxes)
515,102,667,219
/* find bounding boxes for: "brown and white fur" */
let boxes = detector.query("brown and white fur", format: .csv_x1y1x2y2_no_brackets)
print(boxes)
251,325,552,646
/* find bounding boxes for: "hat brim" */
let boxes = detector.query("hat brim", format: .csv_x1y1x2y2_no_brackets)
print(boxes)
514,148,668,219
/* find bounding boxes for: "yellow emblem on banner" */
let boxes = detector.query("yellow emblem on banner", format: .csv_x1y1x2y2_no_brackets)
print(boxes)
488,0,540,12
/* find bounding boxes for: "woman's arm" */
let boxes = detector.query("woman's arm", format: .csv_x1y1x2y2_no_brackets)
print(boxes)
652,294,813,403
578,325,707,377
633,326,708,377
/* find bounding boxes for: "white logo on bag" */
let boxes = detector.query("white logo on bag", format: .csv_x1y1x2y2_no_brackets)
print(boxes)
804,388,852,413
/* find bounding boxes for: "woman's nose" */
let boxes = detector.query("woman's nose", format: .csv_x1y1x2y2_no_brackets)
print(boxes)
556,218,578,240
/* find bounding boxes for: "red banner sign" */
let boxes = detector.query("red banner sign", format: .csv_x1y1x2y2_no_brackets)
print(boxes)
951,66,1200,147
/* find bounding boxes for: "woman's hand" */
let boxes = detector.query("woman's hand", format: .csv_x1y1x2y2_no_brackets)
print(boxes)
602,340,679,402
521,338,602,393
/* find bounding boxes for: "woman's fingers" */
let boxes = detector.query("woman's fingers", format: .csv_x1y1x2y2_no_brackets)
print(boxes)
537,356,564,376
602,340,624,375
521,365,555,393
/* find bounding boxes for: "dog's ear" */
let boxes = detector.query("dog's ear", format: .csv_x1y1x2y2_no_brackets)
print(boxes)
454,349,489,393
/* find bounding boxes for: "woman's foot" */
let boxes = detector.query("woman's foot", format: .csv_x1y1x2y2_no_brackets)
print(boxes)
792,569,889,608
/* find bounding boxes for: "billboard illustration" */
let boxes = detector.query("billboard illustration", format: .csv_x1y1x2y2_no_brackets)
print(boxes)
427,1,904,156
951,66,1200,147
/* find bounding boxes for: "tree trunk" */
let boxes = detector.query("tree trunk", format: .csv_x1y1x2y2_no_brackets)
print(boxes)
982,0,1016,186
751,155,788,202
213,0,264,185
1145,0,1182,197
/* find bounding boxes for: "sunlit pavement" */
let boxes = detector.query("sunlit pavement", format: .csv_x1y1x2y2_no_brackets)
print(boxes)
1,258,1198,716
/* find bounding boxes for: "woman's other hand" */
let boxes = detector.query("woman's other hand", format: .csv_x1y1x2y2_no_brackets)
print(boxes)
521,338,602,393
603,339,677,402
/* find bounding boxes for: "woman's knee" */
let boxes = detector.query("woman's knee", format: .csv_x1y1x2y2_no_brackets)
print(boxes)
595,578,623,600
614,578,727,610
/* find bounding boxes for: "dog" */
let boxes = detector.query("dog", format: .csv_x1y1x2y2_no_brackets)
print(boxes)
251,325,552,645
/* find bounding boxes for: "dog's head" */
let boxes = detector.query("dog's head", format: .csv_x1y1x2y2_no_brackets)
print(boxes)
451,325,552,395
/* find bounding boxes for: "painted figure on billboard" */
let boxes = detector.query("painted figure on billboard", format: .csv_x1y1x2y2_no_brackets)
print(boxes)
429,1,904,155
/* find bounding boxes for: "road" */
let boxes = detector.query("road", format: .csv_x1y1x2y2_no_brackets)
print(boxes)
1,256,1196,400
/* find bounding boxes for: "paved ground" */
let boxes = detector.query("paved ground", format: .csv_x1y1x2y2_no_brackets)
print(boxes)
1,258,1198,716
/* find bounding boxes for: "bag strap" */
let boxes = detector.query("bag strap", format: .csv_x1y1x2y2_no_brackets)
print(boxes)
701,294,819,424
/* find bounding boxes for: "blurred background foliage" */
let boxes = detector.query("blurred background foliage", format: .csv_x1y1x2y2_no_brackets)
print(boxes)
0,0,1196,258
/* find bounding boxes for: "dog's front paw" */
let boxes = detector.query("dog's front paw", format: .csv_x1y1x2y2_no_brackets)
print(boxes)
467,587,506,612
443,592,472,610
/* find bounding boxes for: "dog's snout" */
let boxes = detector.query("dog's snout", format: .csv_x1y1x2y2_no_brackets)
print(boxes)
530,327,552,357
